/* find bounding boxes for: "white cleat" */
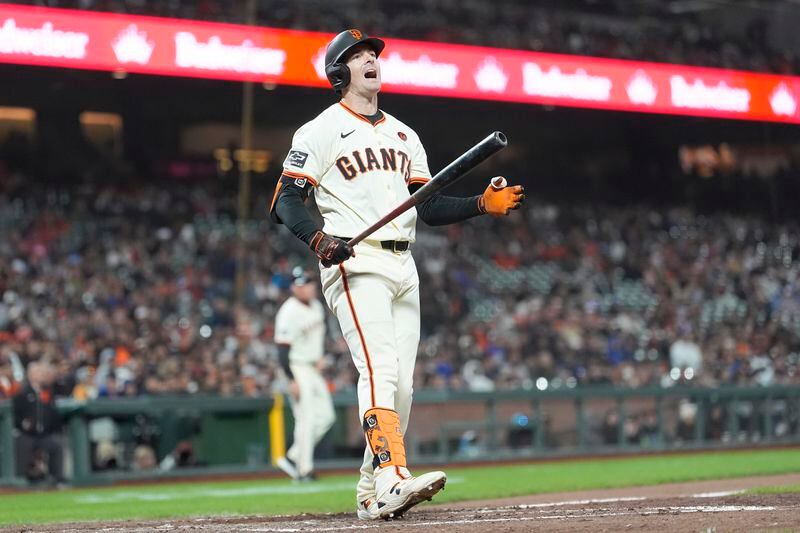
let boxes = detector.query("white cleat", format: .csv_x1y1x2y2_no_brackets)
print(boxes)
356,498,380,520
375,471,447,520
275,456,299,480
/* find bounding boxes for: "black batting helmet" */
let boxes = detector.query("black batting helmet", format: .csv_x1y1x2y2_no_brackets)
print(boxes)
325,29,385,93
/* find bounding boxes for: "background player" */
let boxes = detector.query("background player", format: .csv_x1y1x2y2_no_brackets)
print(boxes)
270,29,524,519
274,267,335,482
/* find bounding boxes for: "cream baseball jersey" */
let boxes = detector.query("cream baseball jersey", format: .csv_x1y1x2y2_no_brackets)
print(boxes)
274,297,326,364
277,101,432,242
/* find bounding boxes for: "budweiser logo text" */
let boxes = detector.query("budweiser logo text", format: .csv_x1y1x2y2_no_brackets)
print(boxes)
380,52,459,89
0,18,88,59
522,62,612,101
174,32,286,75
670,76,750,112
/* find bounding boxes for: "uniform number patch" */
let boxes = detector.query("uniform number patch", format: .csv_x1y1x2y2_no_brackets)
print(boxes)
286,150,309,168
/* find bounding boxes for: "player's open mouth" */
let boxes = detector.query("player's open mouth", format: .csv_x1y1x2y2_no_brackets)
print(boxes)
365,70,377,79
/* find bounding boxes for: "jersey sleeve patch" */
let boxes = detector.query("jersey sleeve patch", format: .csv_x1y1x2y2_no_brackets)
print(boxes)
285,150,309,169
282,170,319,187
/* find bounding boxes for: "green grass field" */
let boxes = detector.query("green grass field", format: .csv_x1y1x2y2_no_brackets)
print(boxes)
747,483,800,494
1,448,799,526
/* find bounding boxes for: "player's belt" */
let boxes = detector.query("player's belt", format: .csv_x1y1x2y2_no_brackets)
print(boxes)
335,237,410,253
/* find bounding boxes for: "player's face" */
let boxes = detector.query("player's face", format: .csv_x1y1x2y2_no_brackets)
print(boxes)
292,282,317,303
345,44,381,95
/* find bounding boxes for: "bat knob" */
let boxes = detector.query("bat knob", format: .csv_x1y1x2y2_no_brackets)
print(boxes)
490,176,507,190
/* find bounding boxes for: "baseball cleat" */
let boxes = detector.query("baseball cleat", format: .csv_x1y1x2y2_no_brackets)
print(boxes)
296,471,318,483
356,498,379,520
375,471,447,520
275,456,299,480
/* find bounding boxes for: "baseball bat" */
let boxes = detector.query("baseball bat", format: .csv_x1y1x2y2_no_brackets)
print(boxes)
347,131,507,247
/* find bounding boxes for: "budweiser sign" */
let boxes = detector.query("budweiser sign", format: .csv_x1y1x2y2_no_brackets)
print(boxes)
0,4,797,123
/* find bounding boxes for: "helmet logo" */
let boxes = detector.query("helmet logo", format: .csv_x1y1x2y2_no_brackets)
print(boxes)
349,29,363,40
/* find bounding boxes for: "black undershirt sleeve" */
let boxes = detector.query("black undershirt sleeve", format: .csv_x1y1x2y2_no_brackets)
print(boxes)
273,182,320,245
277,344,294,380
413,183,484,226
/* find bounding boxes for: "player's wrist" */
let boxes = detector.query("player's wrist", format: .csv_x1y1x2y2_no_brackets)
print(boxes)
477,196,487,214
309,230,325,251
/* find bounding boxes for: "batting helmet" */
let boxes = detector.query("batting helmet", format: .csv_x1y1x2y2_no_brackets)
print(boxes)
325,29,385,93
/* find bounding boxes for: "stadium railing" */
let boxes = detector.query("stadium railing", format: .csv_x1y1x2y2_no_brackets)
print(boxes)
1,385,798,486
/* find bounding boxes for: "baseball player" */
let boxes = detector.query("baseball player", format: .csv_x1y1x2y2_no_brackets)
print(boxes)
270,29,524,519
274,267,335,482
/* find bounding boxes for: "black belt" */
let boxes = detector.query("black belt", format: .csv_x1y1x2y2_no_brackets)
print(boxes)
335,237,410,253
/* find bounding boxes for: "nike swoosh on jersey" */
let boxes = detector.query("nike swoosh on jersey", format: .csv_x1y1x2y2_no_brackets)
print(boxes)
341,129,356,138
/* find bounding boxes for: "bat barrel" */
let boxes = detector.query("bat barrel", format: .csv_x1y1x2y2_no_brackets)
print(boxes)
410,131,507,200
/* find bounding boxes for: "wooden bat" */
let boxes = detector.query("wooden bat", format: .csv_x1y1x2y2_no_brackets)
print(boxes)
347,131,507,247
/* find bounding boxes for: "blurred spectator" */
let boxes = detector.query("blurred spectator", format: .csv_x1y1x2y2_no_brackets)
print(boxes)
159,441,199,470
601,410,621,445
12,362,67,485
670,330,703,374
94,440,120,471
0,357,21,399
507,412,534,449
132,444,157,471
675,400,698,442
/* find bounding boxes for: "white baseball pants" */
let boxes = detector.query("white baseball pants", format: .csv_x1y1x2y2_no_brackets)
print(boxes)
286,363,336,477
320,241,420,503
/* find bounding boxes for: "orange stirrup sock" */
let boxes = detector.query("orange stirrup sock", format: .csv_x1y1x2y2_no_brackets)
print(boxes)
363,408,407,469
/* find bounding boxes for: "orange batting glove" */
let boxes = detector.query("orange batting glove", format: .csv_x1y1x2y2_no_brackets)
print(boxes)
479,176,525,217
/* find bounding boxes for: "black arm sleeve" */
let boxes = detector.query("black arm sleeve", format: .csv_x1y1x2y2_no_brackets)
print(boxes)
273,183,321,245
277,344,294,380
415,192,484,226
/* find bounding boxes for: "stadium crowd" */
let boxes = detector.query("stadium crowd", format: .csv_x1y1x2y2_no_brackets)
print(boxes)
0,173,798,405
15,0,798,74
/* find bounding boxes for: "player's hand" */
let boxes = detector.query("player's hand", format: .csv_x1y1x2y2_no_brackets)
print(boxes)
309,231,355,267
288,380,300,401
480,176,524,217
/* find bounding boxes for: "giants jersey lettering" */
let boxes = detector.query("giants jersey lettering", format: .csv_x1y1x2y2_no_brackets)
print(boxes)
274,297,326,364
281,102,431,242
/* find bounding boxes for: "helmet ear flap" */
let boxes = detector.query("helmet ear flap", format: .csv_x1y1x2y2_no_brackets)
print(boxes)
325,63,351,93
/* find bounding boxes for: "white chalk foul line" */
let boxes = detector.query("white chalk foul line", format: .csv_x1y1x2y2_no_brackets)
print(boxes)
642,505,775,514
73,477,466,505
73,482,357,504
691,490,745,498
460,497,647,514
519,496,648,508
